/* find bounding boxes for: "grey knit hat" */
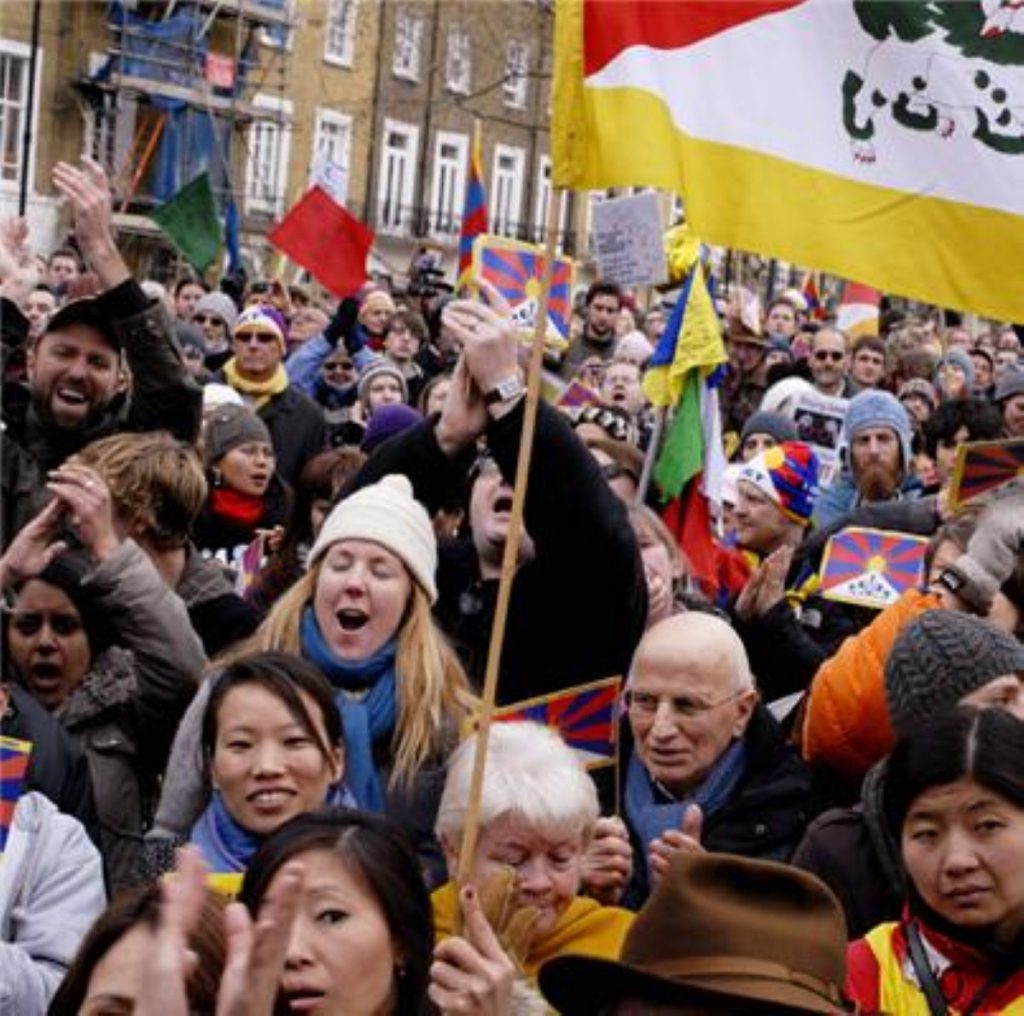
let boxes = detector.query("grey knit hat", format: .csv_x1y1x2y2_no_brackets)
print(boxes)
203,403,272,466
885,610,1024,735
740,410,799,447
995,366,1024,402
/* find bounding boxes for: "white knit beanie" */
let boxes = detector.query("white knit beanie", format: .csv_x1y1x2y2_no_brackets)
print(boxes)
307,475,438,602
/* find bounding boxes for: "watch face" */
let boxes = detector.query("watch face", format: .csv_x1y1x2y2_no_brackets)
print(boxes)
940,569,964,592
498,378,520,398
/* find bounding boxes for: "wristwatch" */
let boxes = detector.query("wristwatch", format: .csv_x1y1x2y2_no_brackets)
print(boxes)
484,376,525,406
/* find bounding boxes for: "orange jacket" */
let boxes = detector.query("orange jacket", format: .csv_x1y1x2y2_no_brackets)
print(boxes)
801,589,942,781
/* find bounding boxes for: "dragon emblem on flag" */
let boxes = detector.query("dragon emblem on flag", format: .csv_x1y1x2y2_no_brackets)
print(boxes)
843,0,1024,162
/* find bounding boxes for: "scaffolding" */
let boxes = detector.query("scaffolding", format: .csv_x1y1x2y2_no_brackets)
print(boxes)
71,0,295,278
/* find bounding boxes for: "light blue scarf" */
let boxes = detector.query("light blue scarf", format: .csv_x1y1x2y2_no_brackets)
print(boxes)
300,606,397,813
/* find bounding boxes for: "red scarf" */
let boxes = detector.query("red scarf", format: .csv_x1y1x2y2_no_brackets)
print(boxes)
210,487,265,528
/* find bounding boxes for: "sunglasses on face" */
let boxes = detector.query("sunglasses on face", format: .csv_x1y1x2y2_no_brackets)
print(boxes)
193,314,223,326
813,350,845,362
324,360,355,373
234,331,277,345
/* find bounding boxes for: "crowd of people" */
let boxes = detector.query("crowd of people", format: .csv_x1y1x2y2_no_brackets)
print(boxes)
0,157,1022,1014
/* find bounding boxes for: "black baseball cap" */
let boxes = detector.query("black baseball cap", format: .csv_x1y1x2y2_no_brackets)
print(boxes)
43,298,121,351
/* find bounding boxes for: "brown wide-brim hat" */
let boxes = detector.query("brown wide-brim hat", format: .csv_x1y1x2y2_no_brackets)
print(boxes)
539,852,849,1015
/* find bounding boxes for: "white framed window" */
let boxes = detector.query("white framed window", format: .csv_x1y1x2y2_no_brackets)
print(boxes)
445,23,470,95
324,0,358,67
491,144,524,238
257,0,295,51
503,40,529,109
393,9,423,82
244,94,292,215
0,39,43,191
428,130,467,237
311,108,352,205
533,155,567,250
377,118,419,235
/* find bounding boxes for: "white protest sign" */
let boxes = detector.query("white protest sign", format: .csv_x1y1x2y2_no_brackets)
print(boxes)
792,391,849,487
591,192,666,287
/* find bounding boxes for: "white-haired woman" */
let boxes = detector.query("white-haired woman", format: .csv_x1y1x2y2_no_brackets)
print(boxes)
429,722,634,1011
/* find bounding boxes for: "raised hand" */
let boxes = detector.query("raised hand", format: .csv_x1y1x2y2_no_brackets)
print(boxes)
0,216,40,305
216,862,305,1016
429,885,517,1016
0,498,68,588
46,463,120,561
435,353,489,456
51,157,129,289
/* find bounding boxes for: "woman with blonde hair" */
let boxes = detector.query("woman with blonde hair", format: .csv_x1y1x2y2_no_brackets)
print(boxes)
148,474,476,883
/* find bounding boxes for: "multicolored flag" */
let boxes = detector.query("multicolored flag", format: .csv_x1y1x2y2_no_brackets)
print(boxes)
457,121,488,286
1,736,33,853
801,272,825,321
473,236,574,343
553,0,1024,322
819,527,929,609
492,676,621,770
836,281,881,338
948,438,1024,509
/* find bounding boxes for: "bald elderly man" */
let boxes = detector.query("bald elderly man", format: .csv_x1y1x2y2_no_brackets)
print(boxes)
621,613,814,906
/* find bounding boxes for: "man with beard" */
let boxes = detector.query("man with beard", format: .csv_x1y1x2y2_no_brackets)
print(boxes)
813,390,922,530
558,281,624,380
1,158,201,545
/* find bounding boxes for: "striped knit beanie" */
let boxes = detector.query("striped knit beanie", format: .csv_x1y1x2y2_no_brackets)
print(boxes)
739,441,820,525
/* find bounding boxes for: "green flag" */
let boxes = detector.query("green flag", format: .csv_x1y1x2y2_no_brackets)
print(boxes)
652,367,704,500
152,172,221,272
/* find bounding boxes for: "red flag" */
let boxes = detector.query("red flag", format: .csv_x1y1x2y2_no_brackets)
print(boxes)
663,477,750,602
268,186,373,297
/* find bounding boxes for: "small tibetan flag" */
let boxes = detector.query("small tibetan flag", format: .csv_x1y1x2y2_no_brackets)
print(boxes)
152,172,222,272
948,438,1024,510
492,677,621,770
819,527,928,609
269,186,374,297
457,120,488,285
474,236,574,342
1,736,33,853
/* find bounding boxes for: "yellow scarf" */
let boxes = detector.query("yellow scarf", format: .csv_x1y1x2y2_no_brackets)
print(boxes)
432,881,634,982
223,358,289,410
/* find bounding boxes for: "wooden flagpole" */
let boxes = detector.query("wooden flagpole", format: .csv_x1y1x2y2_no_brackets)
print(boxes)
456,188,567,886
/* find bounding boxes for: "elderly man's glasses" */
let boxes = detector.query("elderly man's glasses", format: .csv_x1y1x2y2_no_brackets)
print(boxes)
624,689,740,719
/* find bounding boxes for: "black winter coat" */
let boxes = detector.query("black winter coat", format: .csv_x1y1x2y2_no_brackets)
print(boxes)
346,400,648,702
622,704,815,908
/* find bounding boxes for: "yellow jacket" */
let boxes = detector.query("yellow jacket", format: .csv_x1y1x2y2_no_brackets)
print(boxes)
432,881,634,982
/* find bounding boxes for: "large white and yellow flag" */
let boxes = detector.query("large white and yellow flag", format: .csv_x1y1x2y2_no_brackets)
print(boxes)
554,1,1024,321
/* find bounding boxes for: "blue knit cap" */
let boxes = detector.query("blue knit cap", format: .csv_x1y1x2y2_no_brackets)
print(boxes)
839,390,913,471
934,348,975,394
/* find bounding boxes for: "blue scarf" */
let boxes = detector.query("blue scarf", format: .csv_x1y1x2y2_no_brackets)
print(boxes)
191,783,358,874
300,606,397,813
190,790,262,873
625,738,748,874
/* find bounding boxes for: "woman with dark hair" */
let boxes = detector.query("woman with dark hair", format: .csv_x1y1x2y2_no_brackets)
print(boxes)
846,708,1024,1014
194,404,292,575
49,883,226,1015
141,652,349,894
1,471,204,892
239,808,434,1016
